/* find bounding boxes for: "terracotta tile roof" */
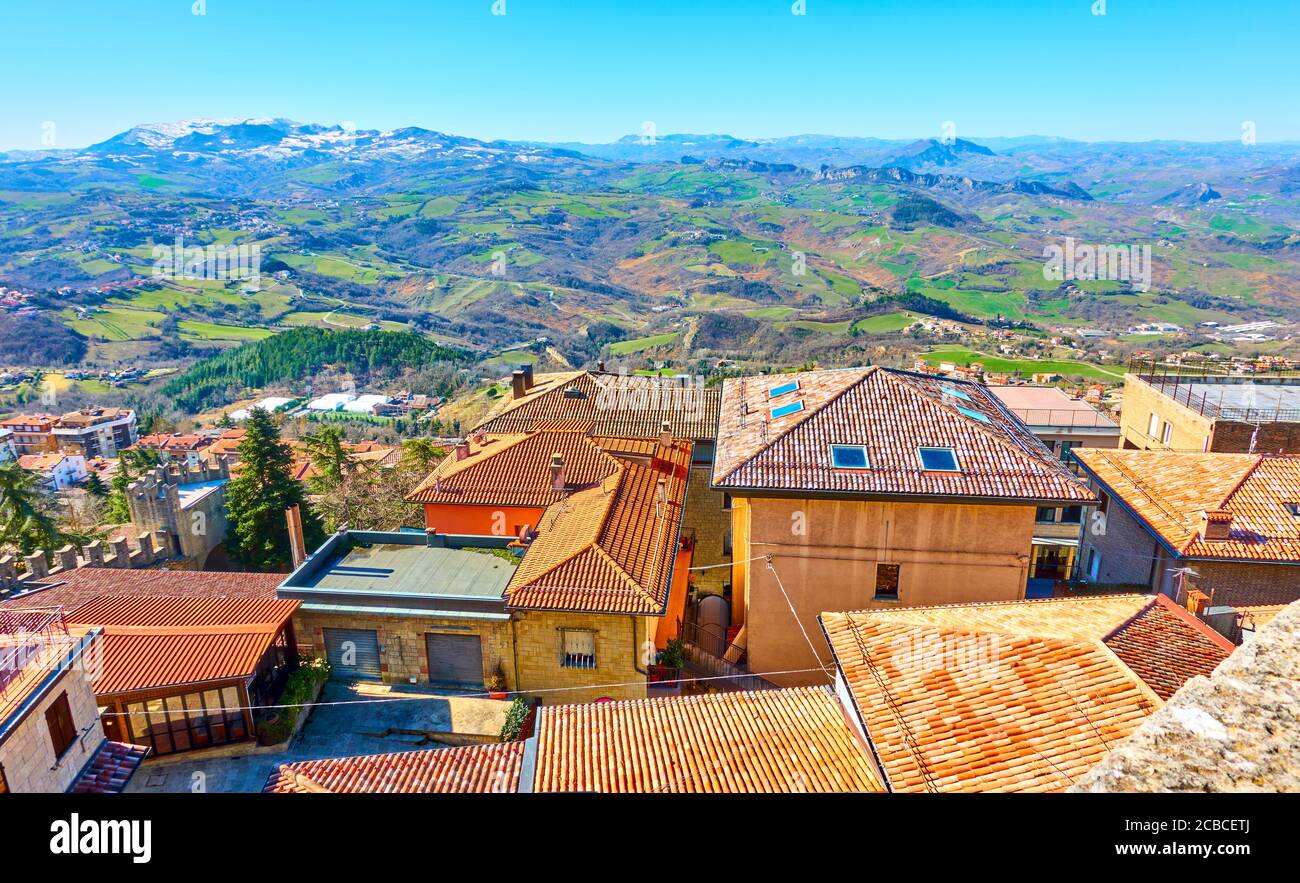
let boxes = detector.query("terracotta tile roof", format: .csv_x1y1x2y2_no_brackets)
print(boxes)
264,742,524,793
820,597,1181,792
55,407,134,428
63,595,298,696
1074,450,1300,562
406,427,622,506
504,439,691,614
133,433,212,452
0,413,57,428
17,453,72,471
1,569,283,616
69,740,149,794
1101,595,1233,699
713,366,1092,502
1239,604,1287,628
532,686,883,792
475,370,721,442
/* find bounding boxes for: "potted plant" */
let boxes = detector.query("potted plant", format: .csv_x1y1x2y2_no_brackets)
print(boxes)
485,663,508,699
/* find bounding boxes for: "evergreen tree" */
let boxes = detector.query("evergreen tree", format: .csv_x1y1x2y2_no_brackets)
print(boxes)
0,460,63,556
224,408,324,571
301,424,350,493
83,471,109,497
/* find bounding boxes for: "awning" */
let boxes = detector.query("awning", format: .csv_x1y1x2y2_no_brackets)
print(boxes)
1032,537,1079,547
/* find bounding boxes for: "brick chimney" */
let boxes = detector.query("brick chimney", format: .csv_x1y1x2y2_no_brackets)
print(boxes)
1198,509,1233,541
659,420,672,448
286,504,307,569
454,441,470,460
511,370,528,400
520,364,534,390
550,453,565,493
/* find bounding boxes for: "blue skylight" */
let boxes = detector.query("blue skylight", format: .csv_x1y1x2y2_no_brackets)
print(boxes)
918,447,960,471
830,444,870,469
768,381,800,399
940,384,971,402
771,400,805,419
957,406,991,424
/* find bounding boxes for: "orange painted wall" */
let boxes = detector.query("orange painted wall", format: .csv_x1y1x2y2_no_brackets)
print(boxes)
654,544,694,650
422,503,547,538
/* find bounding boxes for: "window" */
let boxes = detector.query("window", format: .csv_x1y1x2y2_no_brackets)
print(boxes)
1161,421,1172,446
1285,502,1300,517
957,406,991,424
561,630,597,669
721,492,733,511
1147,413,1160,438
1036,507,1058,524
45,692,77,760
940,384,971,402
830,444,871,469
1098,491,1110,515
723,528,733,556
874,563,901,600
1087,549,1101,581
918,447,959,471
771,400,804,419
768,380,800,399
1061,505,1084,524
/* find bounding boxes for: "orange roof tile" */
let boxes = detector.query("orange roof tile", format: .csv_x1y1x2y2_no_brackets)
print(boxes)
1074,450,1300,562
504,439,691,614
713,366,1092,502
532,687,883,793
264,742,524,793
406,427,622,506
819,596,1194,792
1101,595,1232,699
475,370,720,441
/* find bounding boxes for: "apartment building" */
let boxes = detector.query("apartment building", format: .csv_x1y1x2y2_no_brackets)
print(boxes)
17,452,87,490
52,407,137,458
711,366,1094,687
0,413,58,456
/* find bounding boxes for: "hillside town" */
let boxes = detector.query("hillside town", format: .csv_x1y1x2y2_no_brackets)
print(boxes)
1,358,1297,800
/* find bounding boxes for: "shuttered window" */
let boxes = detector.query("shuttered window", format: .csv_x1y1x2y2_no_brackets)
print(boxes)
45,692,77,760
561,630,597,669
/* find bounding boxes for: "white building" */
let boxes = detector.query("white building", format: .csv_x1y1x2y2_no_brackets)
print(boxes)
228,396,295,421
341,394,392,415
306,393,357,412
17,452,88,490
0,427,14,463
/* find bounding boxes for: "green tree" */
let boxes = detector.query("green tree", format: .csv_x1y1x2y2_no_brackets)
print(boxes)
301,424,350,493
103,460,134,524
83,471,109,497
224,408,324,571
398,437,445,475
0,460,63,557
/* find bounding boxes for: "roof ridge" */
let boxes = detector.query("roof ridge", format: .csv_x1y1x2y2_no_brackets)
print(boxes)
826,593,1148,618
504,479,623,596
1090,639,1167,709
1176,453,1263,554
713,366,875,486
590,544,659,605
1147,592,1239,653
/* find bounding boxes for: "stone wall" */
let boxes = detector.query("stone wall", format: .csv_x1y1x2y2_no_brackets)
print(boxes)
681,464,730,595
512,609,651,704
127,459,230,567
293,609,516,689
0,659,104,793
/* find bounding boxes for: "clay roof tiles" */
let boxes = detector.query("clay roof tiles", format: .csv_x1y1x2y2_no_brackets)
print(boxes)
1074,450,1300,562
713,366,1092,502
532,686,883,793
264,742,524,794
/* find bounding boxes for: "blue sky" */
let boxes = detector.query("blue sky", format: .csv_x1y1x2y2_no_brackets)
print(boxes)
2,0,1295,149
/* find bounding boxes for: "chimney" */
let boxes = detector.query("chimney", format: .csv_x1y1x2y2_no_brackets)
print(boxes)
659,420,672,448
425,527,445,548
511,370,527,400
520,364,534,390
1198,509,1233,541
550,453,565,493
596,360,605,373
454,441,470,460
286,504,307,569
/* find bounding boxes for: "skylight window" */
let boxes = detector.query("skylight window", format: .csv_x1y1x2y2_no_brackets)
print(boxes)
957,406,991,424
771,400,804,419
1286,502,1300,517
830,445,870,469
940,384,971,402
918,447,960,471
768,380,800,399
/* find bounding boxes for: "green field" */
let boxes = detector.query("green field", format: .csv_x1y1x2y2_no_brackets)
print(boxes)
178,320,275,342
608,331,680,355
917,347,1124,381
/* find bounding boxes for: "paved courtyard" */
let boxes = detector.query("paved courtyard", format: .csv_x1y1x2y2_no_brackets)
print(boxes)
125,680,509,793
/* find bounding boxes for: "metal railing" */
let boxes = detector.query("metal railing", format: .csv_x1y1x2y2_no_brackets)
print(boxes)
0,607,70,696
1003,407,1116,429
1131,357,1300,423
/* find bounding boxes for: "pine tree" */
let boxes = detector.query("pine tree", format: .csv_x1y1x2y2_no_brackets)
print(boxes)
224,408,324,571
0,460,63,556
83,471,109,497
301,424,349,493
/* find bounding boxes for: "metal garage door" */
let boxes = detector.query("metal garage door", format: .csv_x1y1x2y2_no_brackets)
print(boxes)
323,628,381,680
425,633,484,689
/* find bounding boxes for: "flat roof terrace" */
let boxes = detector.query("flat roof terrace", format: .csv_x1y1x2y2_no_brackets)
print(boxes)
1143,375,1300,422
279,531,517,619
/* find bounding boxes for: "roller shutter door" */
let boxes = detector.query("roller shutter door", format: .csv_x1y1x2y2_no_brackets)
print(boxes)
425,633,484,689
323,628,381,680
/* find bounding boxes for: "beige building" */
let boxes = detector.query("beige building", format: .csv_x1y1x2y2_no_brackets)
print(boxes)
712,367,1094,687
0,615,145,793
1120,361,1300,453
